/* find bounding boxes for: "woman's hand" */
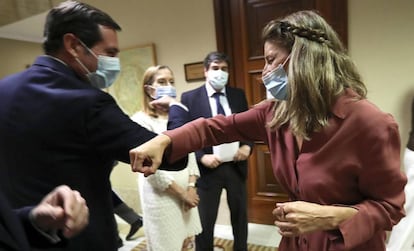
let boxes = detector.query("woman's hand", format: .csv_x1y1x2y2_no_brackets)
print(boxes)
200,154,221,169
129,134,171,176
273,201,358,237
182,187,200,211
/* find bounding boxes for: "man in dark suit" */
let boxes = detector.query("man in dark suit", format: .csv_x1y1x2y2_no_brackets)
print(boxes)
0,1,184,250
0,185,88,251
180,52,253,251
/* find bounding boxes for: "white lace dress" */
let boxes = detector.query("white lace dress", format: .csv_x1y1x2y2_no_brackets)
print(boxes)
386,148,414,251
131,111,202,251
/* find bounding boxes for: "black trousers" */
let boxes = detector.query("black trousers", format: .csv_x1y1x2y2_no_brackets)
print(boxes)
111,190,123,207
196,162,248,251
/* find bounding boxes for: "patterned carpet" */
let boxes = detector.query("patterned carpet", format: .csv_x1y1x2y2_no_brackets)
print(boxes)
132,237,278,251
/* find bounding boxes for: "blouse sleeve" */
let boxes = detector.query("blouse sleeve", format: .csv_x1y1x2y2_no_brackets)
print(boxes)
165,101,272,162
339,114,407,249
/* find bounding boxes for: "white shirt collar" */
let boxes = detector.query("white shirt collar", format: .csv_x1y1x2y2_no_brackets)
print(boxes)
205,82,227,97
44,55,68,67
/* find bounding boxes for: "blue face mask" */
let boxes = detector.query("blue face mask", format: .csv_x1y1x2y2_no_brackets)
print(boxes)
87,55,120,89
76,40,121,89
147,85,177,99
261,55,290,100
154,85,177,99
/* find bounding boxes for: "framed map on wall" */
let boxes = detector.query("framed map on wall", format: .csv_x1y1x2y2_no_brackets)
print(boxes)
107,43,157,116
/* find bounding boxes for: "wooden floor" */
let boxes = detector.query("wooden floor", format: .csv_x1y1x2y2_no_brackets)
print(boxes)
117,223,280,251
131,236,278,251
117,189,281,250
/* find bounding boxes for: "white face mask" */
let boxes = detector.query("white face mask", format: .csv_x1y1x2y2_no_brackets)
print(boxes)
207,70,229,90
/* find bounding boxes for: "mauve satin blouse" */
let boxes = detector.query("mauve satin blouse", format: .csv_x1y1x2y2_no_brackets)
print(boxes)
165,89,406,251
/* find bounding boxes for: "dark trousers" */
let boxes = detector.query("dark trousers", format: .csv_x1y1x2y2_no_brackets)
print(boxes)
112,190,123,207
196,162,248,251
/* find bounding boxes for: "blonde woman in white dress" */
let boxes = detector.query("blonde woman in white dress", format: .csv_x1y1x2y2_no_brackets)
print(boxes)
131,65,202,251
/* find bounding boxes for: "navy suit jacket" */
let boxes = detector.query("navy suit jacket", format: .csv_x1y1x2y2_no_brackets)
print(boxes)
0,56,185,251
180,85,253,180
0,191,32,251
0,191,64,251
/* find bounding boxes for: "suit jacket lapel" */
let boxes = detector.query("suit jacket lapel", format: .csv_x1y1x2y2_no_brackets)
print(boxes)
226,87,235,113
200,87,213,118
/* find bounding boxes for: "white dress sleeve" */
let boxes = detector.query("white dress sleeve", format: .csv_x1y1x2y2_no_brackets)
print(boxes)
187,152,200,177
146,170,175,191
130,111,158,132
131,111,175,191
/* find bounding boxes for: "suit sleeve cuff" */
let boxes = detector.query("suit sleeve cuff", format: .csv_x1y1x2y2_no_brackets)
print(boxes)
28,209,61,243
170,102,189,112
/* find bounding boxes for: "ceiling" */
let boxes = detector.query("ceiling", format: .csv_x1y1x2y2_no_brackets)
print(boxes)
0,0,63,43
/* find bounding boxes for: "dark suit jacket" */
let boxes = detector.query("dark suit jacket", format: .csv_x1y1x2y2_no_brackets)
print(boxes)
0,56,185,251
0,191,63,251
0,191,32,251
180,85,253,180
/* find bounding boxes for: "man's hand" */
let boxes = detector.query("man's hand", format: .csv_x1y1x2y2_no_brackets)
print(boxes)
30,185,89,238
233,145,251,161
130,134,171,176
149,96,176,112
200,154,222,169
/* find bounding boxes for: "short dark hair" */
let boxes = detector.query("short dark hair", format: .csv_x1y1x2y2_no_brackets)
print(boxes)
203,51,230,69
43,0,121,54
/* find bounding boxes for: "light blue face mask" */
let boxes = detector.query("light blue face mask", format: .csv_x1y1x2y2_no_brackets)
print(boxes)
76,40,121,89
261,55,290,100
154,85,177,99
87,55,120,89
146,85,177,99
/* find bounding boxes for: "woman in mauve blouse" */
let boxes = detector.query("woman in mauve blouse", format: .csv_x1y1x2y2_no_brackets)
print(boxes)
130,10,407,251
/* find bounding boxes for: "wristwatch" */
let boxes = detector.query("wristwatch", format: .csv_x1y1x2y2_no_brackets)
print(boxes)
188,182,196,188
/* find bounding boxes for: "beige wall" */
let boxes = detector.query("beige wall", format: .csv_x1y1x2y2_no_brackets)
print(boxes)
83,0,213,96
0,38,42,76
348,0,414,153
1,0,413,212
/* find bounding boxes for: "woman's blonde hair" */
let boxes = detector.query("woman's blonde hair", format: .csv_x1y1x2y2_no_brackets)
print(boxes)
141,65,173,118
262,10,366,139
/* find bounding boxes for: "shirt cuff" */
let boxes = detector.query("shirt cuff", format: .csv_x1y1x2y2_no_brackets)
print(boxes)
29,211,61,244
170,102,189,112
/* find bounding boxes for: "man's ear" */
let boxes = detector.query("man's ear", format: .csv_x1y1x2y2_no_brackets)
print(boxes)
63,33,81,58
204,67,209,79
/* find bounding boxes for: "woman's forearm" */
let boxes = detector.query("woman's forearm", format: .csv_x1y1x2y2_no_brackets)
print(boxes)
320,205,358,230
166,181,186,200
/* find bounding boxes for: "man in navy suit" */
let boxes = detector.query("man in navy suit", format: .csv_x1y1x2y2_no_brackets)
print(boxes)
0,1,184,250
181,52,253,251
0,185,88,251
